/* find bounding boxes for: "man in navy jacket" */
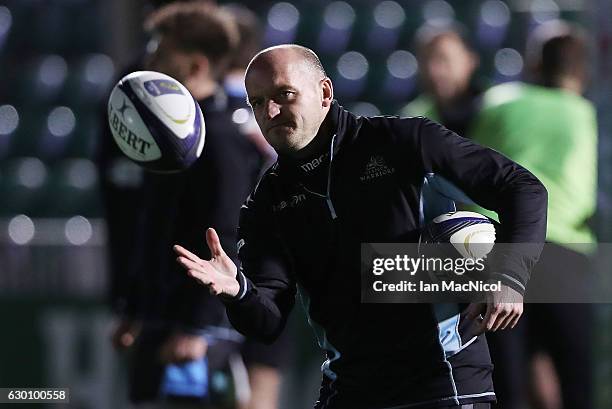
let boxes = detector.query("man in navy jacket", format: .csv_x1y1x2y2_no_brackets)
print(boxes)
175,44,547,409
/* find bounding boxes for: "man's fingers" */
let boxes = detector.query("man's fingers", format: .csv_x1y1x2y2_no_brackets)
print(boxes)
188,269,213,285
179,257,220,280
509,315,521,329
173,244,202,264
490,308,509,332
206,228,226,258
184,260,216,286
508,308,523,329
177,256,205,272
498,308,518,330
481,303,499,332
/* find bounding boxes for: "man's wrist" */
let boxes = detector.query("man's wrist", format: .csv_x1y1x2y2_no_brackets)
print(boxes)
488,272,526,296
220,268,250,303
226,280,241,298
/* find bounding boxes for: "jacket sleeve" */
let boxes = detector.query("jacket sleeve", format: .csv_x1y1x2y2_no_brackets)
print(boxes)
405,117,548,294
221,180,296,343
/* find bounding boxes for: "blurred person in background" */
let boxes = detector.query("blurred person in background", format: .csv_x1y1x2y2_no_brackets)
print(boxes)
470,20,597,409
221,4,290,409
221,3,277,181
221,3,261,109
101,0,217,355
400,25,484,137
104,2,284,408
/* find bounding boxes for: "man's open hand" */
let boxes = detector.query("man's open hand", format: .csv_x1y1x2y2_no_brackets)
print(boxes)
464,284,524,335
174,228,240,298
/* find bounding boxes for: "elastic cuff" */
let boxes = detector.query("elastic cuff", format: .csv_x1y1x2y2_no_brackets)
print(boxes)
489,272,526,295
220,268,250,304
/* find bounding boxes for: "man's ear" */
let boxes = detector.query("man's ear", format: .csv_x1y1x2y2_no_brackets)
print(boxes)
191,53,211,81
321,77,334,107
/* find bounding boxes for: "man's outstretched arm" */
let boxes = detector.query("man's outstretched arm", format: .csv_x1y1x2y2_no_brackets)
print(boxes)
175,187,296,343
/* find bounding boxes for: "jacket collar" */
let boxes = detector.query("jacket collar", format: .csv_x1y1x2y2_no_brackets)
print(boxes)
329,99,360,156
273,100,359,177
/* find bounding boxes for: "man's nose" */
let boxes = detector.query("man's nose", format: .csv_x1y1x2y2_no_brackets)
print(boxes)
264,100,281,120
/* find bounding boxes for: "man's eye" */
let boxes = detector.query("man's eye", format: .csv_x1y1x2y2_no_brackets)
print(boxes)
281,91,294,97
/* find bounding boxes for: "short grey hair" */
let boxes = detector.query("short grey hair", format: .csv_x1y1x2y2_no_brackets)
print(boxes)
246,44,327,79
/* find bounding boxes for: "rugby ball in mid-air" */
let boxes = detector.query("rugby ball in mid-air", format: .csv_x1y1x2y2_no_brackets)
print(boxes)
420,211,496,280
107,71,205,173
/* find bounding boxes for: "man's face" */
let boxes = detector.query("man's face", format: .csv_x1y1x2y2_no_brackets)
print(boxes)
245,52,328,155
422,34,477,103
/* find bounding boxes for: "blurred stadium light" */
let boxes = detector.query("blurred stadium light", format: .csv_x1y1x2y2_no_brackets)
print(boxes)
422,0,455,27
530,0,561,24
366,1,405,53
7,214,35,245
0,104,19,135
334,50,369,98
477,0,511,49
0,5,12,49
265,2,300,45
494,47,524,78
317,1,355,53
384,49,419,100
15,157,47,189
349,101,381,117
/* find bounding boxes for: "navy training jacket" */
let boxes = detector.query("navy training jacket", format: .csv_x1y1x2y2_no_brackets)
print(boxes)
224,101,547,408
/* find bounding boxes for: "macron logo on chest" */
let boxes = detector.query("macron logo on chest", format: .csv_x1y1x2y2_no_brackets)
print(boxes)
300,152,329,173
360,155,395,182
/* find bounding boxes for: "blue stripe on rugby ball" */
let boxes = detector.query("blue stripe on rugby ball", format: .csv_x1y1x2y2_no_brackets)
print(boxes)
421,213,493,244
425,220,485,243
119,80,203,173
185,98,205,160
